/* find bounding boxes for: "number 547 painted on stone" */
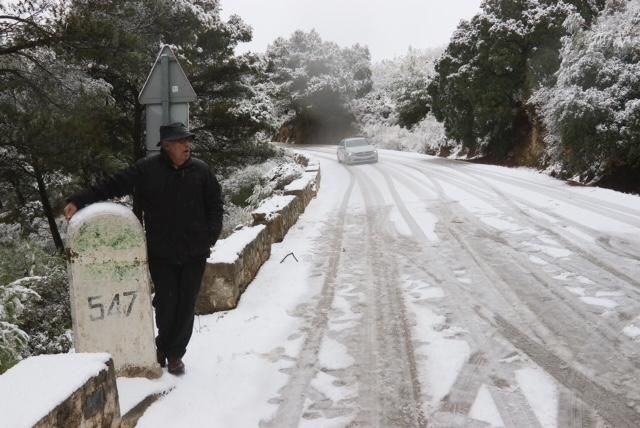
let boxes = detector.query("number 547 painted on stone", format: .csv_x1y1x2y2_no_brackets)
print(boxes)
87,291,138,321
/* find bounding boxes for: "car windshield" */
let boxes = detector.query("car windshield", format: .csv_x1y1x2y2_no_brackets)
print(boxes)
345,139,369,148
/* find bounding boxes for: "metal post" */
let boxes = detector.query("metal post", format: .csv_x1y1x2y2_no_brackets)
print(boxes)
161,54,170,126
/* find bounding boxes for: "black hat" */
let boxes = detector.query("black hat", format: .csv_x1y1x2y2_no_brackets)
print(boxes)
157,122,195,146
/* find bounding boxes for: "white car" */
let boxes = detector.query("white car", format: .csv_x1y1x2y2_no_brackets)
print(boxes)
337,137,378,165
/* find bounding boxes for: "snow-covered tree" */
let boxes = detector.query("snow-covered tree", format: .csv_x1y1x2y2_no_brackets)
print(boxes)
388,47,440,129
0,47,118,251
1,0,280,251
428,0,605,159
533,0,640,182
0,0,279,374
0,238,70,374
266,30,372,144
351,48,449,154
354,47,440,128
0,280,35,374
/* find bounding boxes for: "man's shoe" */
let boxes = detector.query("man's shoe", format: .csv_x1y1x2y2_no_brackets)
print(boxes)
156,350,166,368
167,357,185,375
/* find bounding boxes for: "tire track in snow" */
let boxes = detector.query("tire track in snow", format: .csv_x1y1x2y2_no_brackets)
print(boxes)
413,166,640,427
372,160,545,427
387,158,640,350
493,313,640,428
300,147,639,426
466,166,640,226
458,169,640,289
372,158,638,427
261,172,356,428
401,161,640,346
382,152,640,227
557,389,597,428
346,166,427,428
405,162,640,361
260,153,425,427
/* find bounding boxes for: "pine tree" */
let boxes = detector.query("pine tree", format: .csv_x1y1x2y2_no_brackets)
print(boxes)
533,0,640,186
265,30,373,144
428,0,605,160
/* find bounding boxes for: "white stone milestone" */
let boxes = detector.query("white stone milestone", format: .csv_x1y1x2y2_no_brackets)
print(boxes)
66,202,161,378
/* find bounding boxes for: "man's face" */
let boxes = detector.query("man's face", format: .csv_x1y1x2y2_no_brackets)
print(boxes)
163,138,192,167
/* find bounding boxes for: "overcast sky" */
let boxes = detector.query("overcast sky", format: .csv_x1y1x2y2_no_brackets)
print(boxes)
219,0,483,62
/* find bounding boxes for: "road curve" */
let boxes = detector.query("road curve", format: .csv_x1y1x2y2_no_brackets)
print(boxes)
263,145,640,428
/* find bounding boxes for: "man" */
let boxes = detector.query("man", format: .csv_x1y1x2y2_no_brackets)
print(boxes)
64,122,224,375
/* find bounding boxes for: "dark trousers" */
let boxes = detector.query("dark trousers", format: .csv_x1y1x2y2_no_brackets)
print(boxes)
149,258,206,359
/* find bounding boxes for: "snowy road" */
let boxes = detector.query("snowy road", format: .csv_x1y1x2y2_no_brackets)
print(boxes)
138,147,640,428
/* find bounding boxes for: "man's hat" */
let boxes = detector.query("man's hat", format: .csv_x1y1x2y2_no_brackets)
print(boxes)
157,122,195,146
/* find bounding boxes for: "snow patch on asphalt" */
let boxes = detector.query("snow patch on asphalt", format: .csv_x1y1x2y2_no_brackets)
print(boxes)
469,384,505,427
318,335,354,370
516,367,558,428
580,296,619,309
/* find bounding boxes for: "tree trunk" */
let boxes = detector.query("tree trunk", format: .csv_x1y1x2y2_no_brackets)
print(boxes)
33,161,64,252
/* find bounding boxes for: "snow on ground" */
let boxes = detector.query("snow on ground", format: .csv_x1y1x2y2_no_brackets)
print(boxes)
516,368,558,428
124,148,640,426
469,384,505,427
117,376,176,415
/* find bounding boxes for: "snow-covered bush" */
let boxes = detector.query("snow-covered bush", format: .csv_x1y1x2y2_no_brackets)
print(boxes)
0,223,21,245
219,150,305,238
0,321,29,374
266,30,372,143
363,115,449,154
262,161,306,191
352,48,451,154
0,281,38,374
13,268,72,357
221,160,280,205
0,237,71,374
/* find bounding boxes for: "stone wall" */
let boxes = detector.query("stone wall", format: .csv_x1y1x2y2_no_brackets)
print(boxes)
305,160,321,191
196,225,271,314
254,168,319,240
197,163,321,314
283,176,314,212
0,354,120,428
35,360,120,428
251,195,301,243
0,353,169,428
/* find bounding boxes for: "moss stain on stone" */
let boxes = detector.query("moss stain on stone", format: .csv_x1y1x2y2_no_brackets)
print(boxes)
86,260,143,283
73,223,144,253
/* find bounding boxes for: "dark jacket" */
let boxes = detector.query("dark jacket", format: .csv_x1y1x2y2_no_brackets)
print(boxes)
70,151,224,263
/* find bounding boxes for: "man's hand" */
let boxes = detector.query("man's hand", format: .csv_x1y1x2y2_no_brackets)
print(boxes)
64,202,78,221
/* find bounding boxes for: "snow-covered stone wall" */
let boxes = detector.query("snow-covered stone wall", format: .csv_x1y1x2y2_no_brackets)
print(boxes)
284,171,318,211
251,195,301,243
196,225,271,313
0,353,119,427
197,161,321,314
252,163,319,242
